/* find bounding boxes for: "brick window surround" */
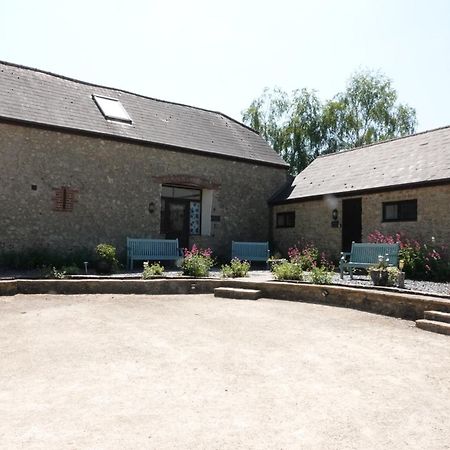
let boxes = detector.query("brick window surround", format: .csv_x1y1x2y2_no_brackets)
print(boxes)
53,186,78,212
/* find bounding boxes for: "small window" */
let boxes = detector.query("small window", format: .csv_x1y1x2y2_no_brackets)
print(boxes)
382,200,417,222
53,186,78,212
276,211,295,228
92,95,132,124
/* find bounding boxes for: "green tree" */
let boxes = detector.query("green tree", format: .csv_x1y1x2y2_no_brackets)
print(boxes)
322,70,417,153
242,70,417,174
242,87,323,172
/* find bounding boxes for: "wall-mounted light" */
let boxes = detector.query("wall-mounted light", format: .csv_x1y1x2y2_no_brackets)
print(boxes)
332,209,338,220
148,202,155,214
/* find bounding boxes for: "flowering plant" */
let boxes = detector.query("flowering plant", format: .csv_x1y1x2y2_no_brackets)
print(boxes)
288,242,334,271
142,261,164,278
368,230,449,281
373,254,390,270
221,258,251,278
181,244,214,277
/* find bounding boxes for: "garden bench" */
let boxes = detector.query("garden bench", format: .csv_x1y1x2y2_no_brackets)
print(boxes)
231,241,270,263
127,238,182,270
339,242,400,279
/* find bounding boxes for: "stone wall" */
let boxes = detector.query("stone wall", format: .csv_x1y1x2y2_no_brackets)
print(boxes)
361,185,450,246
273,184,450,260
272,198,341,259
0,122,287,260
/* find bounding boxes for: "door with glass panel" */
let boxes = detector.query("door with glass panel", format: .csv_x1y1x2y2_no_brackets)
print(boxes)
160,185,201,249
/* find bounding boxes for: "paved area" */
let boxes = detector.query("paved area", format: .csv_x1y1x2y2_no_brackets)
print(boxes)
1,294,449,449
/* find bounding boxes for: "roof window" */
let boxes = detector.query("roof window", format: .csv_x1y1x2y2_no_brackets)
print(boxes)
92,95,132,124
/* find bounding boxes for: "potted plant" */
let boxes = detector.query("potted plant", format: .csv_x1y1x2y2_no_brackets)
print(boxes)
95,243,118,274
369,254,390,286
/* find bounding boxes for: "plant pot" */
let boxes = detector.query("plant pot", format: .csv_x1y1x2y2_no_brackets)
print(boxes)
96,260,114,275
370,269,389,286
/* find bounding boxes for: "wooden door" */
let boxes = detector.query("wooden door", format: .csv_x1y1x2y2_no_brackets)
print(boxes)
164,199,190,249
342,198,362,252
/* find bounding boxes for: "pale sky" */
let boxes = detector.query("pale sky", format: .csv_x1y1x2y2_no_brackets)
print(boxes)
1,0,449,132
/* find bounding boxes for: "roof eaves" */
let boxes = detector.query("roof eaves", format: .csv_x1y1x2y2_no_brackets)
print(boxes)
272,178,450,204
0,115,289,169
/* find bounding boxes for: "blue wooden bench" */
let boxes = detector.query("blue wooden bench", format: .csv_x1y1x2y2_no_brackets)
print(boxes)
127,238,182,270
231,241,270,263
339,242,400,279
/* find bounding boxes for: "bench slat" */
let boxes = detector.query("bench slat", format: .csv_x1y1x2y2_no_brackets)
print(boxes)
339,243,400,279
127,238,181,270
232,241,270,262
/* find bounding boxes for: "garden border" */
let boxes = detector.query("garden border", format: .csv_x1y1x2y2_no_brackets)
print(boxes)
1,278,450,321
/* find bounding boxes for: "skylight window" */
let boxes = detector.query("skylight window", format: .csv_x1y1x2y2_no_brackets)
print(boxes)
92,95,132,124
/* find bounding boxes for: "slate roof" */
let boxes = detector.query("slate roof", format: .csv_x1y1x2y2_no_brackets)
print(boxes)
0,61,287,168
275,125,450,202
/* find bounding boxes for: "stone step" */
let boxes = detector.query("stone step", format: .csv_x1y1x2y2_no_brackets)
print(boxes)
424,310,450,324
416,319,450,336
214,287,261,300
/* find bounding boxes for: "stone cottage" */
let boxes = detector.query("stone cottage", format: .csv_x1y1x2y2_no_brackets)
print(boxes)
272,126,450,258
0,61,288,260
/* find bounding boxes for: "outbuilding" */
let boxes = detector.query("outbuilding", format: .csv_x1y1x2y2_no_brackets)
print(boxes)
0,61,288,260
272,126,450,259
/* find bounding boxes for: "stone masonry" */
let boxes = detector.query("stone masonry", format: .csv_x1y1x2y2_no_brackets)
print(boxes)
0,122,287,260
273,184,450,260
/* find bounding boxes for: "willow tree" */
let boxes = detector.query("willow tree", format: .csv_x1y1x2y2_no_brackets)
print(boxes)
242,70,417,174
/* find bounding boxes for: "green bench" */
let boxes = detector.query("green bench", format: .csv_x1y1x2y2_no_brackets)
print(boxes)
231,241,270,262
127,238,182,270
339,242,400,279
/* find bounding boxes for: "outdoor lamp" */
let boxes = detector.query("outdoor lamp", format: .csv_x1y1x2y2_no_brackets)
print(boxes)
332,209,338,220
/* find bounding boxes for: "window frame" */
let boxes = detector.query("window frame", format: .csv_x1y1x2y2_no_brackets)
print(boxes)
92,95,133,124
382,199,417,222
276,211,295,228
160,185,203,236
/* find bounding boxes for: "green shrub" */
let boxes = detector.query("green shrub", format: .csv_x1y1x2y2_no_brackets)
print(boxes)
272,261,303,281
61,265,82,275
43,266,67,279
0,247,91,270
142,261,165,278
221,258,251,278
95,244,117,263
181,244,214,277
386,266,401,287
267,257,288,272
308,266,333,285
95,243,118,274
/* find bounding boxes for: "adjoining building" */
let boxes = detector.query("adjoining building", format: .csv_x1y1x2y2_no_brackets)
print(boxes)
272,126,450,259
0,61,288,260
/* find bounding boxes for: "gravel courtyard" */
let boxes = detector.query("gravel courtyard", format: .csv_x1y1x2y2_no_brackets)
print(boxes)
1,294,449,449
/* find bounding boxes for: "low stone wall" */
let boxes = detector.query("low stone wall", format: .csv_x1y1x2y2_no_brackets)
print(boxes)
1,279,450,321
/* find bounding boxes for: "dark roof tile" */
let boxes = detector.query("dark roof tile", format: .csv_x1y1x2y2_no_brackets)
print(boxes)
279,126,450,201
0,61,288,168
